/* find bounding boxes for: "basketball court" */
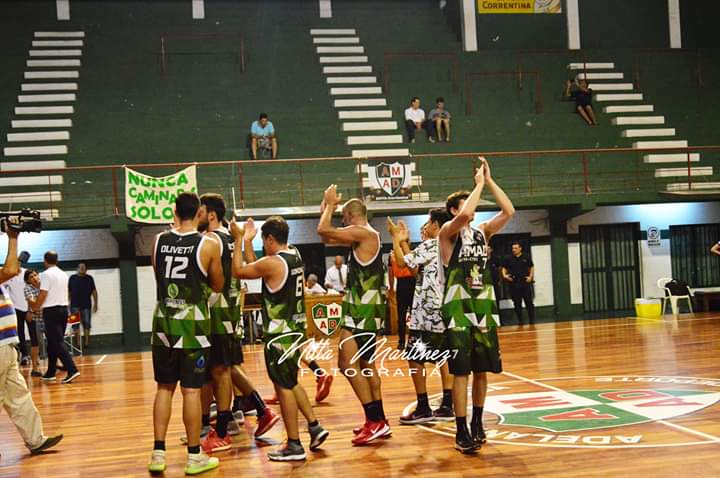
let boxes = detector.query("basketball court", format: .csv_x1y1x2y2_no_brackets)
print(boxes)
2,313,719,477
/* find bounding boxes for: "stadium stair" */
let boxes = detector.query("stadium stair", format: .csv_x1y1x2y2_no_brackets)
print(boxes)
569,62,717,192
311,28,409,159
1,31,85,220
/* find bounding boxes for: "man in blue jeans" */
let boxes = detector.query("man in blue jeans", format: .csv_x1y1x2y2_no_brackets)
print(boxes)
68,263,97,349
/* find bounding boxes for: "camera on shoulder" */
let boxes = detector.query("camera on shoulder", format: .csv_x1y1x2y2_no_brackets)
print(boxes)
0,209,43,234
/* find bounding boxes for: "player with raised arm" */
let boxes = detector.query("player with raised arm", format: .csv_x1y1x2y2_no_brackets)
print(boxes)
388,209,455,425
148,192,224,475
230,216,329,461
438,158,515,453
317,186,390,445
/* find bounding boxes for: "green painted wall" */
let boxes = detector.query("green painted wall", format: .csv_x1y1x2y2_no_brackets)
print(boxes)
579,0,669,48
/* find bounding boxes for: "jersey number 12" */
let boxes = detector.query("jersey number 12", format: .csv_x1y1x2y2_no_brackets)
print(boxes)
164,256,189,279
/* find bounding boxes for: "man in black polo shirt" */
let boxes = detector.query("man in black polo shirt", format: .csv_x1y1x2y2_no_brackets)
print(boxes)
501,242,535,325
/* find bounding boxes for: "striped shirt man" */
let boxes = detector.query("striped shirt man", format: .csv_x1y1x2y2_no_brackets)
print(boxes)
0,287,18,347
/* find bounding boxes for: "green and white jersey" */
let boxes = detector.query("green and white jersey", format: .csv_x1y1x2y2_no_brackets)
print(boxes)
343,230,386,331
209,228,243,338
440,226,498,331
152,230,212,349
261,247,306,343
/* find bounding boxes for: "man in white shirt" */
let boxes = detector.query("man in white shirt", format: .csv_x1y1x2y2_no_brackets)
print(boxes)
31,251,80,384
324,256,348,293
305,274,327,296
404,97,436,144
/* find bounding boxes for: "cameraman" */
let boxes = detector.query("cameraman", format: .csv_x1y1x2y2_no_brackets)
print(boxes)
0,227,63,455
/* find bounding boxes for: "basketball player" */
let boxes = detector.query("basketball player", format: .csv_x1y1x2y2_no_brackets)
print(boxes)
317,186,389,445
231,216,329,461
388,209,455,424
438,158,515,453
148,192,224,474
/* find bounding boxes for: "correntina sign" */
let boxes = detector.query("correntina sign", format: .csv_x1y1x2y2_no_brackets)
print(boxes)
125,165,198,224
478,0,562,14
365,160,414,201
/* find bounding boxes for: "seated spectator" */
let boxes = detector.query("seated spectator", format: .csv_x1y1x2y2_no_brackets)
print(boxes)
250,112,278,159
565,79,597,126
305,274,327,296
428,97,451,142
404,97,436,144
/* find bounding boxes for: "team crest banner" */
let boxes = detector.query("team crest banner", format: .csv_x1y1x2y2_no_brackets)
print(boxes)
365,160,414,201
311,303,341,336
478,0,562,14
125,166,198,224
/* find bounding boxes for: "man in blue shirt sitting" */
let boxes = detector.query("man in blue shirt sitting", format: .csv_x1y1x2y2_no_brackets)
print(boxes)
250,113,278,159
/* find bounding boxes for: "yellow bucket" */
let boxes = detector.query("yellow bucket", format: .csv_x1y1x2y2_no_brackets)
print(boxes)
635,298,662,318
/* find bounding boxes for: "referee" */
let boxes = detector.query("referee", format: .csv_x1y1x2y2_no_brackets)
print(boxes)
501,242,536,325
32,251,80,384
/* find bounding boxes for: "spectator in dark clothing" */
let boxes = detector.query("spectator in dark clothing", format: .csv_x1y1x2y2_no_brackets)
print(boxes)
486,246,506,322
68,263,97,348
501,242,535,325
389,253,416,350
565,78,597,126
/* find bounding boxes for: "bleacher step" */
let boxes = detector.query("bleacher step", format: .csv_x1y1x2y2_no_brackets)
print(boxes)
604,105,654,113
342,121,397,132
577,72,623,80
347,135,403,145
3,145,68,156
12,119,72,128
612,116,664,125
666,182,720,191
644,153,700,164
334,98,387,107
622,128,675,138
21,83,78,91
323,66,372,74
0,160,66,172
14,106,73,115
32,40,83,47
595,93,643,101
310,29,356,35
313,37,360,44
35,31,84,38
338,110,393,119
319,56,368,64
24,71,78,79
317,46,364,54
7,131,70,142
655,167,713,178
567,62,615,70
352,148,409,158
588,83,633,91
0,191,62,203
330,86,382,95
633,140,687,149
0,176,64,187
18,94,76,103
327,76,376,84
29,49,82,57
27,59,80,67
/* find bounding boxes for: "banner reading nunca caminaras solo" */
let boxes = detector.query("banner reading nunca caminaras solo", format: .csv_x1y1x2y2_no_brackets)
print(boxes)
125,166,197,223
478,0,562,14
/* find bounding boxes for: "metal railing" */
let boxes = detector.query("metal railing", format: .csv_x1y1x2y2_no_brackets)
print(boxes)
3,145,718,224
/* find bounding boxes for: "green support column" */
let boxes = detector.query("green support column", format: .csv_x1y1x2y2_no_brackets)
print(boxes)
111,218,142,351
549,209,572,319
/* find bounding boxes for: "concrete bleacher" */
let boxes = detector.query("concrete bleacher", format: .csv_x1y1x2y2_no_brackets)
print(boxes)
0,0,719,224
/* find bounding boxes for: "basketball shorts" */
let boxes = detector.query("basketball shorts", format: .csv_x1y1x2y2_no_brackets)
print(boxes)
444,326,502,376
405,329,447,364
152,346,209,389
264,335,300,390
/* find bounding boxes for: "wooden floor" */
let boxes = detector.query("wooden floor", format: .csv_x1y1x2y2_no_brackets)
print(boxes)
2,313,720,478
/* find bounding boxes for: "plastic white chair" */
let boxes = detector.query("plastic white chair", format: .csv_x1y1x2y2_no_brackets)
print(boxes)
657,277,694,316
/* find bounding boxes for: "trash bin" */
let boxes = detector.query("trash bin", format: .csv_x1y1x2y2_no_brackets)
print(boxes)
635,298,662,318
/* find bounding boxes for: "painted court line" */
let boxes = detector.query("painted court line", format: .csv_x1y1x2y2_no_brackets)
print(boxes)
94,354,107,365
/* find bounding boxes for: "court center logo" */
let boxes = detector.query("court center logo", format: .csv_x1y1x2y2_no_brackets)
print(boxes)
413,375,720,448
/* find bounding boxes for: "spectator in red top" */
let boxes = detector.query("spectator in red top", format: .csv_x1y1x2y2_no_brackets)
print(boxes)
389,249,416,350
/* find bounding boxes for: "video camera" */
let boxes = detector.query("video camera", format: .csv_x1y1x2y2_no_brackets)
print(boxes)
0,209,43,234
